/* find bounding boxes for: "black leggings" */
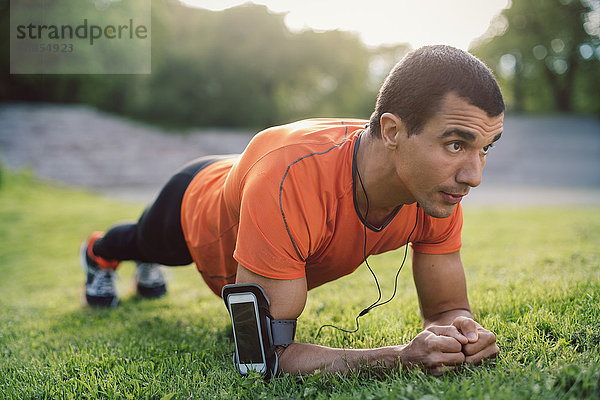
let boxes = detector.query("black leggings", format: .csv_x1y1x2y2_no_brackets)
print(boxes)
93,155,233,266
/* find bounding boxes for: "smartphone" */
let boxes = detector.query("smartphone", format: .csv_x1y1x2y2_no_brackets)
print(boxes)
227,292,267,374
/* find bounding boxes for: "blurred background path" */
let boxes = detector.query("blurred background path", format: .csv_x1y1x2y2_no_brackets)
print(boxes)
1,102,599,207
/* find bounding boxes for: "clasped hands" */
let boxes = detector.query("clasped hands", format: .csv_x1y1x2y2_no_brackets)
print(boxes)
401,316,499,376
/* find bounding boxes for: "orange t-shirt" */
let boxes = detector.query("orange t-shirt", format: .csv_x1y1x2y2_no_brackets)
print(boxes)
181,119,462,296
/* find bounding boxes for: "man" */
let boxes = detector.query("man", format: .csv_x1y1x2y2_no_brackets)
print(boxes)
81,45,504,376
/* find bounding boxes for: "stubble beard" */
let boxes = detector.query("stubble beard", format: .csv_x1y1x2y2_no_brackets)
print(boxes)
417,191,457,219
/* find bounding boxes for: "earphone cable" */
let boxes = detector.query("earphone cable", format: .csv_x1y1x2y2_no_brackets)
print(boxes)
363,204,419,312
356,162,383,311
315,160,419,338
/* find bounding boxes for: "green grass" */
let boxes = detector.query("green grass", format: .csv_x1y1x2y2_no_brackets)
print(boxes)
1,170,599,399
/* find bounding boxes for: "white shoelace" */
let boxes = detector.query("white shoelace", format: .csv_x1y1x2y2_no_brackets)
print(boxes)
88,270,117,296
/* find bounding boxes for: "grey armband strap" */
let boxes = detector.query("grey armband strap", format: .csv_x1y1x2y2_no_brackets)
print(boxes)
270,319,296,347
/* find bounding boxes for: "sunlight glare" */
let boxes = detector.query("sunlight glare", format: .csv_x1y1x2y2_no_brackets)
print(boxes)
180,0,510,49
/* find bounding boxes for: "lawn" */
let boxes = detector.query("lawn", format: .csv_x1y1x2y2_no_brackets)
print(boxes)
0,170,599,399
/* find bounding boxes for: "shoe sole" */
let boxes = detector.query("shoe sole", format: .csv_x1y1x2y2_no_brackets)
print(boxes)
136,283,167,299
80,285,119,307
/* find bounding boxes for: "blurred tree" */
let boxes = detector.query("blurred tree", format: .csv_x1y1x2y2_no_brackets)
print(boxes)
0,0,409,128
471,0,600,114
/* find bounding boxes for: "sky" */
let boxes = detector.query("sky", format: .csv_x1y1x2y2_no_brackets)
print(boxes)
180,0,510,50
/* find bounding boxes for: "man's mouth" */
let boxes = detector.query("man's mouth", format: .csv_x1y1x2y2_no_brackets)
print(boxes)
440,191,468,204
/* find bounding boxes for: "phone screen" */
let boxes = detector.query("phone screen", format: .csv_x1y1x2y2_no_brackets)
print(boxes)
231,301,264,364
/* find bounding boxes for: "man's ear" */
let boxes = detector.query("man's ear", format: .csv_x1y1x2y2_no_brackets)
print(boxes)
380,113,406,149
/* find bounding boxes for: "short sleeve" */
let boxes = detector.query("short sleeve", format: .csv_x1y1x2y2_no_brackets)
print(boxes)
233,159,328,280
411,204,463,254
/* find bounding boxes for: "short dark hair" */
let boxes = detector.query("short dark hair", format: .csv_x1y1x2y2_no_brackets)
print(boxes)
369,45,505,137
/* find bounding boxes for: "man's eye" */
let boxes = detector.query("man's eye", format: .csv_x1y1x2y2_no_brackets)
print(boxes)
482,143,495,155
447,142,462,153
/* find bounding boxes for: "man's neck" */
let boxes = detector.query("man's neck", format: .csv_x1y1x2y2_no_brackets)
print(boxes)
355,129,414,227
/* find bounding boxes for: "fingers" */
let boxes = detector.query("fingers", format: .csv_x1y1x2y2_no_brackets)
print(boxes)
400,330,466,375
402,322,499,377
465,342,499,365
435,335,464,354
423,345,464,376
435,317,500,367
462,328,496,356
421,330,465,371
462,328,499,365
427,325,469,345
452,316,479,343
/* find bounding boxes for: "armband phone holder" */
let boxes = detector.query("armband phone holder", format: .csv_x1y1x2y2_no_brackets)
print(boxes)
222,283,296,379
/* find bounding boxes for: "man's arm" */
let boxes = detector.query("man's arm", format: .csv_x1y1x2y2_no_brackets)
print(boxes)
235,264,468,375
412,251,499,365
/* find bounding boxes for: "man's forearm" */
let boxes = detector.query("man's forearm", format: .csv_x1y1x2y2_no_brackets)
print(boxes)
276,342,405,375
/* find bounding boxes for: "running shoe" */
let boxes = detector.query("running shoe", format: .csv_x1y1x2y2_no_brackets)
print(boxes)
80,232,120,307
135,262,167,298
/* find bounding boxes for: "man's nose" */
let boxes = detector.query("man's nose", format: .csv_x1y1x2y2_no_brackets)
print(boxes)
456,153,484,188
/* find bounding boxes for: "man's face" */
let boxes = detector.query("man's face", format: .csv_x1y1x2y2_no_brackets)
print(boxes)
393,92,504,218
